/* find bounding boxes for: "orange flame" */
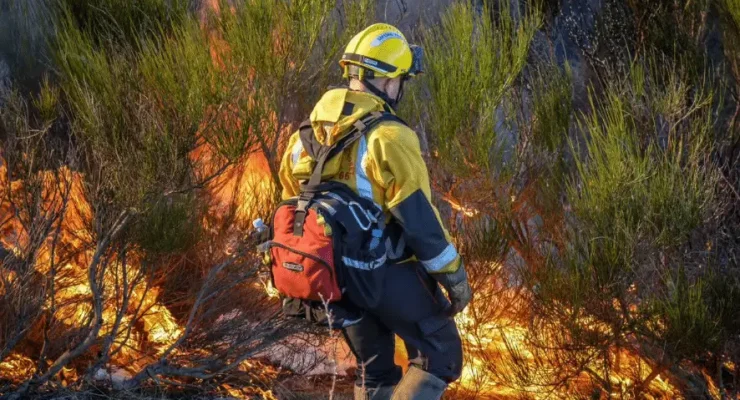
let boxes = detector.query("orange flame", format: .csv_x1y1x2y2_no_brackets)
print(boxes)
0,164,184,372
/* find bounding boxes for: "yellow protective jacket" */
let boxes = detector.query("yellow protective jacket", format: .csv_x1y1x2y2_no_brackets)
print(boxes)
278,88,461,275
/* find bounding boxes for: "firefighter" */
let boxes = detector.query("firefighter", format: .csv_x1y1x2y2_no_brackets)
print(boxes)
278,23,472,400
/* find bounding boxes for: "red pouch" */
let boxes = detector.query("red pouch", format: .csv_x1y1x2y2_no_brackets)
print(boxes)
269,204,341,302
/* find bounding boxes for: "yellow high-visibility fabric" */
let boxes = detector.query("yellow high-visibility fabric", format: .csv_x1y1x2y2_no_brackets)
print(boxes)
278,88,461,274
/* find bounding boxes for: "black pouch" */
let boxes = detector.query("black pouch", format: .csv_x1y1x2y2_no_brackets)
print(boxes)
281,297,327,322
281,296,364,329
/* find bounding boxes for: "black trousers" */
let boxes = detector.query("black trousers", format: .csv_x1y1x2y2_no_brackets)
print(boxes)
340,261,463,388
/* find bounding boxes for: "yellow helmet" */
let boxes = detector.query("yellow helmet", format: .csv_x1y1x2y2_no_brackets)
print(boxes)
339,23,423,80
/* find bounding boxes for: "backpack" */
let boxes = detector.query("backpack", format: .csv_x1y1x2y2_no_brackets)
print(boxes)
260,111,406,311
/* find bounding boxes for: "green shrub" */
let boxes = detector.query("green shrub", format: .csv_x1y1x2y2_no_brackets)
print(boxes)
542,55,723,390
134,194,202,255
60,0,191,46
217,0,374,189
415,0,542,177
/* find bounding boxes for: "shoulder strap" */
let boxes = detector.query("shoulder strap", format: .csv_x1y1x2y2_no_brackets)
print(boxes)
292,110,406,236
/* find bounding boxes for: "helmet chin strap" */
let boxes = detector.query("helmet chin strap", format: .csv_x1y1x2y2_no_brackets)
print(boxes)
361,78,402,111
396,78,406,105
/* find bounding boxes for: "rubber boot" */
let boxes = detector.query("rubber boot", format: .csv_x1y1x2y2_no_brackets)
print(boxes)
390,366,447,400
354,384,395,400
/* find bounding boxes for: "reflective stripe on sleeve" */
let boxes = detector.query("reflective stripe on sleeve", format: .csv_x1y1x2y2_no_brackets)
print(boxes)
291,140,303,165
420,243,459,272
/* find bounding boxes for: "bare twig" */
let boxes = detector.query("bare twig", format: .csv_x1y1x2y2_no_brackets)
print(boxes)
7,210,133,399
85,244,134,379
122,247,271,389
319,293,337,400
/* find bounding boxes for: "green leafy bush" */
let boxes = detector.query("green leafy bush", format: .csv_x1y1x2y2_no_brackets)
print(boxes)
417,0,542,177
60,0,192,46
412,1,737,397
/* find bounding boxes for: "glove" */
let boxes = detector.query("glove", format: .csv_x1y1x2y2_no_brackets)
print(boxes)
432,262,472,316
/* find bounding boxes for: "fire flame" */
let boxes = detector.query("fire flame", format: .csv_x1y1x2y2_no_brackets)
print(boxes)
0,151,728,398
0,164,184,371
0,4,731,397
452,305,681,398
0,2,283,392
0,149,281,396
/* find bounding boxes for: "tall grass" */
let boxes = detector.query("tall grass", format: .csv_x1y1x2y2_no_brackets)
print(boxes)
416,0,542,177
218,0,374,188
60,0,192,46
412,1,737,397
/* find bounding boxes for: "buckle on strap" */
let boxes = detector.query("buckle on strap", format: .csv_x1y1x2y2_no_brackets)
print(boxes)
293,194,313,237
353,119,367,132
351,112,383,133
